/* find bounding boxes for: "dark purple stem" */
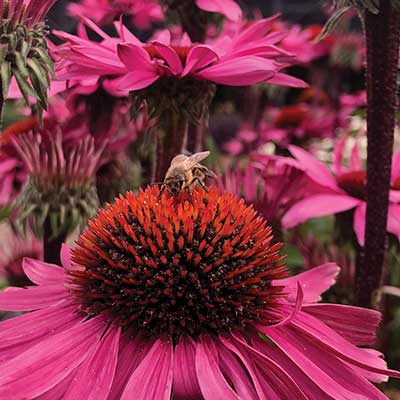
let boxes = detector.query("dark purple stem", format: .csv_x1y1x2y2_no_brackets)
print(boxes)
153,114,188,183
355,0,400,308
43,217,66,265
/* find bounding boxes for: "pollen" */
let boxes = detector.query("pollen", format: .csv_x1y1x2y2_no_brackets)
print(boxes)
69,186,287,340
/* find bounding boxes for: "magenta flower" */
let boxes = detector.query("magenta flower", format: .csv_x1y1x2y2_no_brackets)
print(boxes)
282,136,400,245
54,17,306,93
0,186,398,399
68,0,163,29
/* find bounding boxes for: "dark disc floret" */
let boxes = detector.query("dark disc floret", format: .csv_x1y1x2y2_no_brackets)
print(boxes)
68,186,287,340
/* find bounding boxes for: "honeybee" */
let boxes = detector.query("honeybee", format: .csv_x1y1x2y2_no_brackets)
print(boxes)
161,151,216,195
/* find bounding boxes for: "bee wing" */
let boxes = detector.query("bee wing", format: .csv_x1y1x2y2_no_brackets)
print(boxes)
170,154,189,167
183,151,211,169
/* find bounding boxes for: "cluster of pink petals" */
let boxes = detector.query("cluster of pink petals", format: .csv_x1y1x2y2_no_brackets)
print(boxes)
282,136,400,245
0,246,398,399
0,0,56,26
68,0,163,29
216,158,314,223
54,16,307,95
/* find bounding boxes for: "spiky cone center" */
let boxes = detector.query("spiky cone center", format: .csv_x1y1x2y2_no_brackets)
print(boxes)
69,186,288,341
337,170,366,199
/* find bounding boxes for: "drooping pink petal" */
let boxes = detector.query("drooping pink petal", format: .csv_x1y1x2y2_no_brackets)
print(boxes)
350,141,362,171
391,149,400,182
0,316,106,399
0,285,67,311
290,312,400,379
230,332,309,400
195,336,240,399
22,258,65,285
0,302,79,362
277,263,339,304
333,134,348,175
217,345,259,400
63,325,121,400
196,56,276,86
35,370,78,400
282,194,361,228
264,324,389,400
353,202,366,246
267,72,308,88
249,334,332,400
120,339,173,400
288,145,339,190
117,43,154,71
196,0,242,21
303,304,381,346
181,45,219,76
108,334,155,400
115,71,159,91
61,243,72,269
173,336,202,400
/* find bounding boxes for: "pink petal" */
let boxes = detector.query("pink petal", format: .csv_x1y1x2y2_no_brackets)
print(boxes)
115,71,159,91
282,194,361,228
391,149,400,182
22,258,65,286
0,285,67,311
333,134,348,175
217,345,258,400
290,312,400,379
353,203,366,246
195,336,240,399
277,263,339,304
264,324,389,400
117,43,153,71
219,336,266,399
63,325,121,400
181,45,219,76
267,72,308,88
0,316,106,398
249,334,332,400
61,243,72,269
197,56,276,86
173,336,202,400
196,0,242,21
121,339,173,400
303,304,381,346
152,42,183,74
350,141,362,171
108,334,154,400
230,332,308,400
288,145,339,190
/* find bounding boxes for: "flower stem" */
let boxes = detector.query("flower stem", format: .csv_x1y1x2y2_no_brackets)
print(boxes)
355,0,400,308
153,113,188,183
43,217,66,265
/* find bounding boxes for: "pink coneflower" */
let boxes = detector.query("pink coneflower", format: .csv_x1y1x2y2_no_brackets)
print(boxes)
12,129,103,239
0,225,42,287
68,0,163,29
282,136,400,245
0,185,397,399
54,16,306,96
0,0,57,120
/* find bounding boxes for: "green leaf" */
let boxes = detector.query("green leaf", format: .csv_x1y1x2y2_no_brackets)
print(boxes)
14,51,29,79
316,6,352,41
13,68,38,105
27,58,50,89
1,61,11,99
0,207,11,222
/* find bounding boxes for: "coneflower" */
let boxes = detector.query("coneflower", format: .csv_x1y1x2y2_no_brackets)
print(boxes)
0,185,398,399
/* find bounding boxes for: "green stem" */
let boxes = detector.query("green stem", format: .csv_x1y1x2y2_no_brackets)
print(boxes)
355,0,400,308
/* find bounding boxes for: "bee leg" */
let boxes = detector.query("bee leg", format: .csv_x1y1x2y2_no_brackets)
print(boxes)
191,177,209,192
